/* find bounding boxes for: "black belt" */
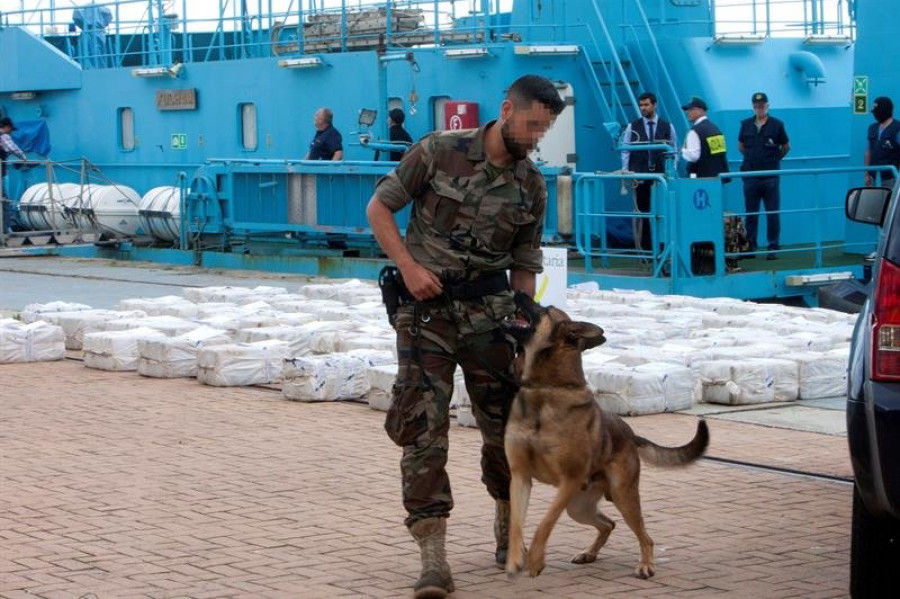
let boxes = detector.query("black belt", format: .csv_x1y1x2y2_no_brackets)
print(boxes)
442,271,510,301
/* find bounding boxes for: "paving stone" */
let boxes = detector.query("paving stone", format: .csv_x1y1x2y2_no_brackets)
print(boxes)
0,360,852,597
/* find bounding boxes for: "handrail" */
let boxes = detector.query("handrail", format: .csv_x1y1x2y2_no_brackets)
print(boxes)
712,0,855,39
0,1,857,73
626,0,690,133
573,164,887,279
586,0,638,120
0,0,503,68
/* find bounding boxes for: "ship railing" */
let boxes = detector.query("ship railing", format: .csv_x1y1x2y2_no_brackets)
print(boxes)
572,164,886,281
720,165,897,265
1,156,182,247
0,0,509,68
573,172,672,279
618,0,690,133
711,0,855,40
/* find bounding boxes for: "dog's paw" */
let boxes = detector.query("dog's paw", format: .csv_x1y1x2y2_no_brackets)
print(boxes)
526,553,546,578
571,552,597,565
505,561,523,580
506,548,525,579
634,562,655,579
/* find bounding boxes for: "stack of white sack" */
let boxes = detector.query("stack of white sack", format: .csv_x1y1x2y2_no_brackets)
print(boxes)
268,297,319,314
335,324,396,354
195,302,241,317
138,326,233,378
236,320,362,355
282,349,394,401
366,363,398,411
83,327,168,371
797,348,850,399
288,299,351,318
0,320,66,363
117,295,199,318
182,285,255,303
781,330,852,353
100,315,199,337
316,301,387,323
698,358,799,404
182,285,288,304
329,279,383,305
40,310,148,350
299,279,373,301
585,349,706,403
230,302,283,329
196,340,291,386
692,343,786,363
586,362,694,416
20,301,93,323
232,287,292,305
193,302,279,333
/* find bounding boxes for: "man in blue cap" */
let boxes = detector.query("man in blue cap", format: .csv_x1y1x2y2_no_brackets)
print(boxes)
738,92,790,260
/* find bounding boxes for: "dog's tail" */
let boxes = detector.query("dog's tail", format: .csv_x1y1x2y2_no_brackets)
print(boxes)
634,419,709,467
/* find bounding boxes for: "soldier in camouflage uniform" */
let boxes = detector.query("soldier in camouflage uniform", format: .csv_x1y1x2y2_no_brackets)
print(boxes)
366,75,565,599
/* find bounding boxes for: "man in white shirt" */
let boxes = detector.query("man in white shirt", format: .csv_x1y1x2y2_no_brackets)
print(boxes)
680,97,729,178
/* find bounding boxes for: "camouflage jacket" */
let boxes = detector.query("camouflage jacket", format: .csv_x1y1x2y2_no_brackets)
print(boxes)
374,121,547,282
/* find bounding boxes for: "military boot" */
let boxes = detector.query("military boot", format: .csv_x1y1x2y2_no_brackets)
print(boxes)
409,517,455,599
494,499,510,567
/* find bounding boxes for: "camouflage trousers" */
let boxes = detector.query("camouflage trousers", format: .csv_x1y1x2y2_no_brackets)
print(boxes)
385,299,518,528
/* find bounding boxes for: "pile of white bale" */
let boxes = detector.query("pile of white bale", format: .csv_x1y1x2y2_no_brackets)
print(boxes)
2,280,857,421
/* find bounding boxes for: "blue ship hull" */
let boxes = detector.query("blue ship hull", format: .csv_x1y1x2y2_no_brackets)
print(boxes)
0,0,894,304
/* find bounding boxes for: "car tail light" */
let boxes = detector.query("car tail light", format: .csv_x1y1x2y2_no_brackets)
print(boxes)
872,258,900,380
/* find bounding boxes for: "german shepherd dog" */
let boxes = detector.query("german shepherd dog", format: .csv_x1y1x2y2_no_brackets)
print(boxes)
502,293,709,579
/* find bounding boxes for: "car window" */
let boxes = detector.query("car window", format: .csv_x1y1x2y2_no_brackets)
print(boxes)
883,183,900,264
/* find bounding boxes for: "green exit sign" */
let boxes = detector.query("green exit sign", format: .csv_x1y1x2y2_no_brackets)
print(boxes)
171,133,187,150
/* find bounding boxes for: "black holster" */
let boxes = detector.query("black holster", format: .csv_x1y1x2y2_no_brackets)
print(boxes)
378,265,413,326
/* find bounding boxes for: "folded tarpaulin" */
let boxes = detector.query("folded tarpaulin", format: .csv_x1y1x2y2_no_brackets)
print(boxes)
10,119,51,157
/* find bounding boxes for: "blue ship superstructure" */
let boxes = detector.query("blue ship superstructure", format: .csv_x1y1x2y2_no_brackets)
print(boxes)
0,0,892,305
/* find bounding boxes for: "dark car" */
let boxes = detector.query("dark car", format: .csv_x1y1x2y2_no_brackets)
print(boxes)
845,183,900,598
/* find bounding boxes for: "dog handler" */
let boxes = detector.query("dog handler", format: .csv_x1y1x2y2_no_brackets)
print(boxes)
366,74,564,598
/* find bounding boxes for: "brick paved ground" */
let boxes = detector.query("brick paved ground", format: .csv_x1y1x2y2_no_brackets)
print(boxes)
1,360,851,599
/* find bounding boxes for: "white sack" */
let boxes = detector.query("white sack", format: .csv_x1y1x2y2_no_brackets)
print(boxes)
0,321,66,363
366,364,398,412
698,358,798,404
138,326,232,378
83,327,167,371
197,340,291,386
587,362,694,416
282,350,393,401
21,301,92,323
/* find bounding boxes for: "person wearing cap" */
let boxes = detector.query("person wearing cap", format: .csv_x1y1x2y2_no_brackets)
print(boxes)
0,116,27,234
621,92,677,256
738,92,790,260
680,97,729,178
865,96,900,187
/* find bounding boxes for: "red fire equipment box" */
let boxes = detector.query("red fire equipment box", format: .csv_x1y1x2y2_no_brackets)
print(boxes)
444,101,479,130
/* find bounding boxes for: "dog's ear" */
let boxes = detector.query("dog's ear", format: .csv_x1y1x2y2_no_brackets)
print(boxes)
560,321,606,350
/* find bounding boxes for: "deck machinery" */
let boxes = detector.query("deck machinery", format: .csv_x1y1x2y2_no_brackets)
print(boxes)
0,0,894,305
